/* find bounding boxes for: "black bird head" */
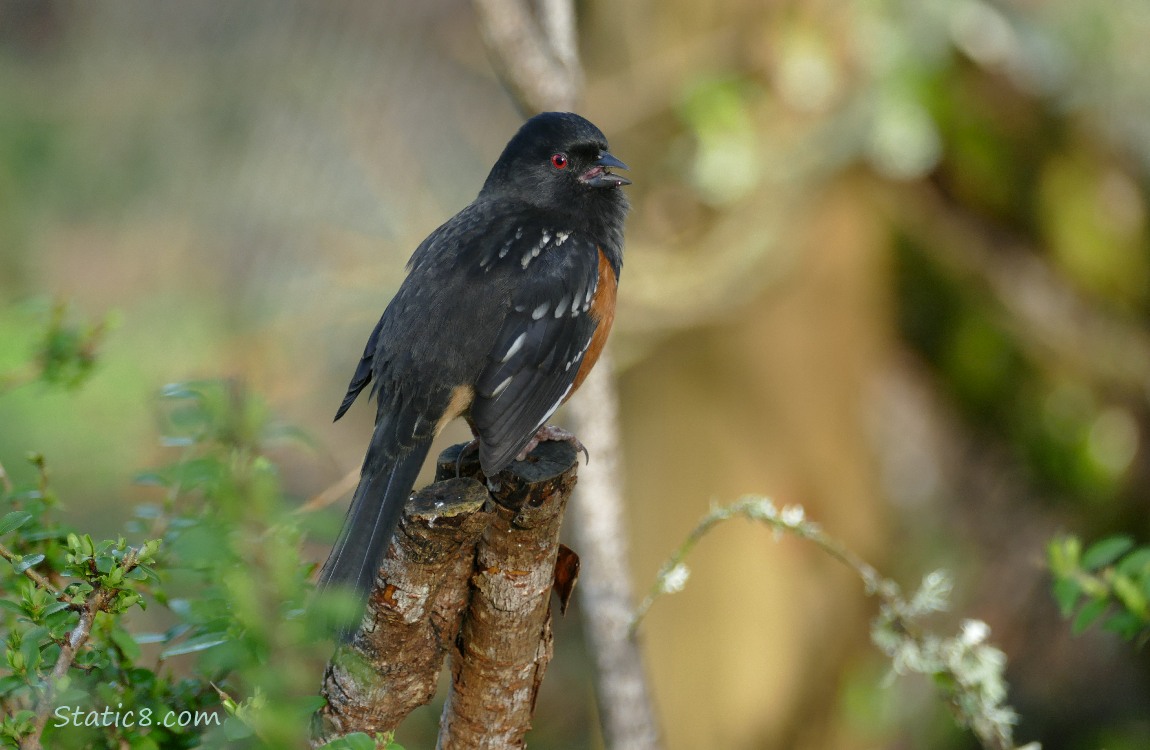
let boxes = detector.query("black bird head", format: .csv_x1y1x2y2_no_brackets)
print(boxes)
481,112,631,206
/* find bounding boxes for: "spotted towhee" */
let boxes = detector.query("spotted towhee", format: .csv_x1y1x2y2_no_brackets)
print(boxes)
318,112,630,617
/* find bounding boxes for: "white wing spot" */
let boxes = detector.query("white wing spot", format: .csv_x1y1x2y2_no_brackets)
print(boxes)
540,383,575,426
521,232,549,269
515,226,523,239
500,332,526,363
565,340,591,372
491,376,513,398
553,295,569,318
498,238,514,259
531,302,549,320
555,231,570,247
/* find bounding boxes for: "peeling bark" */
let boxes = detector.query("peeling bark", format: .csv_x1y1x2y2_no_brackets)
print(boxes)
315,441,579,749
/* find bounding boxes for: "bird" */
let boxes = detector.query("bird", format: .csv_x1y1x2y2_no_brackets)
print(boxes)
317,112,630,627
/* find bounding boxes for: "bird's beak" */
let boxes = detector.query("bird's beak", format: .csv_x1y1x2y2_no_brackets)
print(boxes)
580,151,631,188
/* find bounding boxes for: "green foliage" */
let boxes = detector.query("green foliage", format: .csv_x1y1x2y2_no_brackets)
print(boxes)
0,314,352,748
0,453,195,750
1048,535,1150,644
0,301,111,395
319,732,404,750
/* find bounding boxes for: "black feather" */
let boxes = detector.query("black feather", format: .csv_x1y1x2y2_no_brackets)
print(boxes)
316,398,436,640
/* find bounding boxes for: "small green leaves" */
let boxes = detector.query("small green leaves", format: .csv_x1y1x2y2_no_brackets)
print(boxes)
0,510,32,536
320,732,405,750
1081,536,1134,571
1048,534,1150,644
0,372,331,749
160,632,231,659
11,553,44,574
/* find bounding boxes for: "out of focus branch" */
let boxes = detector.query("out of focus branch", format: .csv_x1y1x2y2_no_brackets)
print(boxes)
567,355,662,750
472,0,581,114
889,182,1150,398
470,1,664,747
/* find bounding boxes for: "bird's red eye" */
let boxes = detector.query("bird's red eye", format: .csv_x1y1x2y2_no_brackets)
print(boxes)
550,153,569,169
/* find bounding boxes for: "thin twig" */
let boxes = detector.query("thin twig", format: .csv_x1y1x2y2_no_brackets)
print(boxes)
21,549,140,750
0,541,59,596
631,496,1038,750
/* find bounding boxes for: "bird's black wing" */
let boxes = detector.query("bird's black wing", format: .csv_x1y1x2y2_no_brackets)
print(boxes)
332,213,468,422
470,228,603,474
333,315,384,421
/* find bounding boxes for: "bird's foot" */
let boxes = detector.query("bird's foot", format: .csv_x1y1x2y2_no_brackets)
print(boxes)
516,424,589,464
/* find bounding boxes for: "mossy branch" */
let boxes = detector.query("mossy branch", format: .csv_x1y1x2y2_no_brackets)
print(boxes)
632,495,1040,750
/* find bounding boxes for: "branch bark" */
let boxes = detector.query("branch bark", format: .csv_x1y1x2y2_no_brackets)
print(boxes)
436,440,578,749
314,441,579,748
313,477,490,744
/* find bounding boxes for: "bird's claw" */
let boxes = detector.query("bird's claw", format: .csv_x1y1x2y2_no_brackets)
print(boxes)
515,425,590,464
455,438,479,477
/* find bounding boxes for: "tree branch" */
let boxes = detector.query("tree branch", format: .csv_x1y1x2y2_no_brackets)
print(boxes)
436,440,578,750
471,0,581,114
22,549,141,750
566,356,662,750
315,441,581,748
0,541,59,596
313,477,490,744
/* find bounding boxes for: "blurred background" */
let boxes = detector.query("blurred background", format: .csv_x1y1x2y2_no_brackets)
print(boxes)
1,0,1149,748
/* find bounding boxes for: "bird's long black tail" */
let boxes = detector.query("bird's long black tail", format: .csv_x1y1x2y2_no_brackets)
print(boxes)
316,411,433,638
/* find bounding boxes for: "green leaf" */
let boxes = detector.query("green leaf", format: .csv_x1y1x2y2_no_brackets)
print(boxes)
1116,548,1150,577
0,674,26,696
0,511,32,536
221,715,254,741
1072,597,1109,635
321,733,378,750
0,599,26,615
1082,536,1134,571
129,734,160,750
19,631,42,673
160,632,230,658
1047,536,1080,575
13,554,45,574
1102,610,1146,640
1052,577,1082,617
1112,574,1149,617
110,626,142,661
296,694,327,713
